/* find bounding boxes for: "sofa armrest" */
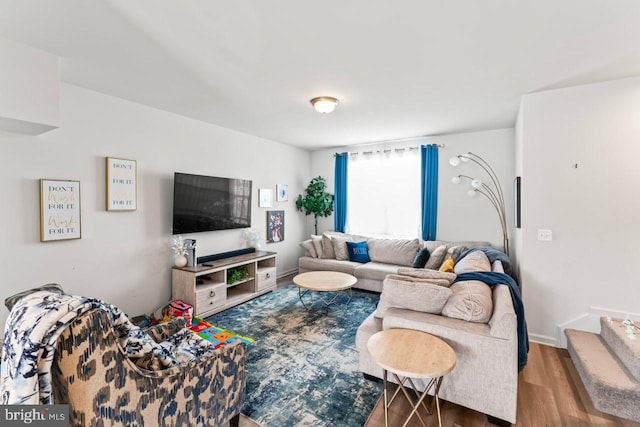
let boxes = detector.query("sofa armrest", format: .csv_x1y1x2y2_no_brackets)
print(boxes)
145,317,187,343
489,284,517,339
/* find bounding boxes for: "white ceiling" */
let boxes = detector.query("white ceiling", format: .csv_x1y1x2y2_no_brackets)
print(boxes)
2,1,640,150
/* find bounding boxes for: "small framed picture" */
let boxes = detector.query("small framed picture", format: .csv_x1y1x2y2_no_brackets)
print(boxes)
266,210,284,243
106,157,137,211
40,179,81,242
259,189,273,207
276,184,288,202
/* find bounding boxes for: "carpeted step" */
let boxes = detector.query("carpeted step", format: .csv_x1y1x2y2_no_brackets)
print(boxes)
600,317,640,382
565,328,640,422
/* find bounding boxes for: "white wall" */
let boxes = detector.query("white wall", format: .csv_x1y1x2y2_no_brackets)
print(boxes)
0,83,310,329
0,37,59,134
518,76,640,347
310,128,515,248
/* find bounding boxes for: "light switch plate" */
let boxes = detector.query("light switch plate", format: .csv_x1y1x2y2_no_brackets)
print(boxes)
537,229,552,241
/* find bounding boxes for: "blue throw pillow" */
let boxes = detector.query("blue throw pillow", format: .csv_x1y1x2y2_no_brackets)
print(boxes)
346,241,371,263
412,247,431,268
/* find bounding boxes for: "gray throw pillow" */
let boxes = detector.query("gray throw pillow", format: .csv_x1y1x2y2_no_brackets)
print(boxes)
331,235,352,261
446,245,467,263
321,233,336,259
301,239,317,258
424,245,447,270
310,235,323,258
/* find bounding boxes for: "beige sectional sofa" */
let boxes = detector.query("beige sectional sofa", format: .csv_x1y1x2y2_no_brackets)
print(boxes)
356,257,518,424
299,232,519,424
298,231,490,292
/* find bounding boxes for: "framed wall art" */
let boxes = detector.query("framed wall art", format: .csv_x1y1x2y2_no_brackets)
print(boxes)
266,210,284,243
107,157,137,211
259,188,273,207
40,179,81,242
276,184,288,202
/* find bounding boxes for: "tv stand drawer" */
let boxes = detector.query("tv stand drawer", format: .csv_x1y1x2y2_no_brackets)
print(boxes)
257,267,277,291
195,284,226,315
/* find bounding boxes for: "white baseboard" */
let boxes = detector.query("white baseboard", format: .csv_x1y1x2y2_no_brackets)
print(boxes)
277,269,298,280
529,333,558,347
554,306,640,348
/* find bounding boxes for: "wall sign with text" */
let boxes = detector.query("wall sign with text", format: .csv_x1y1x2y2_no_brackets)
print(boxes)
40,179,81,242
106,157,137,211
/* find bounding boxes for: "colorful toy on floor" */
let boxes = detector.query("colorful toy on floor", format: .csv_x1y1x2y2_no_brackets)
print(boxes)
189,318,254,349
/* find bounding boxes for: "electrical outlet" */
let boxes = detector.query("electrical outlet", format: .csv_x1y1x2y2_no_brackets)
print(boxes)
537,229,553,241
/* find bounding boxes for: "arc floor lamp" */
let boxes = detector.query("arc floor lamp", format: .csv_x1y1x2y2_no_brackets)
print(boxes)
450,152,509,257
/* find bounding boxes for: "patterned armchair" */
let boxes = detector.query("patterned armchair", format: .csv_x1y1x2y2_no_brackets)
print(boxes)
50,309,246,427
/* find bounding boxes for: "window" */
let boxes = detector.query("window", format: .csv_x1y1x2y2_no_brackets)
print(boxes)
346,149,420,237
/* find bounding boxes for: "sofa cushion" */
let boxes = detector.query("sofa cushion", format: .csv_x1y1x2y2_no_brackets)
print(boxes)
331,235,353,261
354,262,401,282
454,250,491,274
298,257,361,275
321,233,336,259
375,274,453,318
310,235,323,258
396,268,456,287
346,241,371,263
412,247,431,268
441,280,493,323
422,240,449,253
367,238,420,267
422,240,492,253
424,245,447,270
301,239,317,258
446,245,467,263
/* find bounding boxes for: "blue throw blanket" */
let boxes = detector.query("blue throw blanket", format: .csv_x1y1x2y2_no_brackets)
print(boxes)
457,247,517,281
453,271,529,371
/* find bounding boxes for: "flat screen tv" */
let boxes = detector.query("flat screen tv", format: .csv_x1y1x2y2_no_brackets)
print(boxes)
172,172,252,234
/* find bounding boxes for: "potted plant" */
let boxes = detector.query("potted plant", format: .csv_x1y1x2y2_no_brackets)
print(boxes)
295,176,334,235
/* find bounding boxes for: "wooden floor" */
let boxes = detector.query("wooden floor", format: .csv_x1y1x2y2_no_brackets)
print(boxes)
365,342,640,427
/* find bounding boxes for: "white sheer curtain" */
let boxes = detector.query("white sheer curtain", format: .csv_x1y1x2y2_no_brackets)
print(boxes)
346,149,420,237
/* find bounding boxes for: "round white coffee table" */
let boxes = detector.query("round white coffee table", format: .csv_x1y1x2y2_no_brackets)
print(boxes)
368,329,456,427
293,271,357,313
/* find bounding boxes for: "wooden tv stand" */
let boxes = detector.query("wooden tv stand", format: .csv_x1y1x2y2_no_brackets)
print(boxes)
172,250,276,318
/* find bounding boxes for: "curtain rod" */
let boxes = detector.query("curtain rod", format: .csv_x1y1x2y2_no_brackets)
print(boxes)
334,143,444,157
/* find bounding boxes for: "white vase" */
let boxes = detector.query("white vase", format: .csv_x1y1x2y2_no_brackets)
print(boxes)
175,254,188,267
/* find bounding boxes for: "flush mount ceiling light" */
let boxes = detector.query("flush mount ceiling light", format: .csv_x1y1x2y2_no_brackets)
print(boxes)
310,96,339,114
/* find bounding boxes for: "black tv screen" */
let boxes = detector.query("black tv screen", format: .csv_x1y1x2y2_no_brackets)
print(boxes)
172,172,252,234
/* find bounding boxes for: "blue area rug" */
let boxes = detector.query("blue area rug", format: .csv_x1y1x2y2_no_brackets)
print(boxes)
206,284,383,427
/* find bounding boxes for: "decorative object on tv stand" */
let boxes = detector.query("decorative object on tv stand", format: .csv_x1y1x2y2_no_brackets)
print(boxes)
450,152,509,256
266,210,285,243
184,239,197,267
295,176,334,235
172,235,188,267
258,188,273,207
242,228,263,250
40,179,81,242
106,157,137,211
276,184,288,202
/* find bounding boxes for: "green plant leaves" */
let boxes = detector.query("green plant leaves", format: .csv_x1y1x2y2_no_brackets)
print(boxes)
295,176,334,218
